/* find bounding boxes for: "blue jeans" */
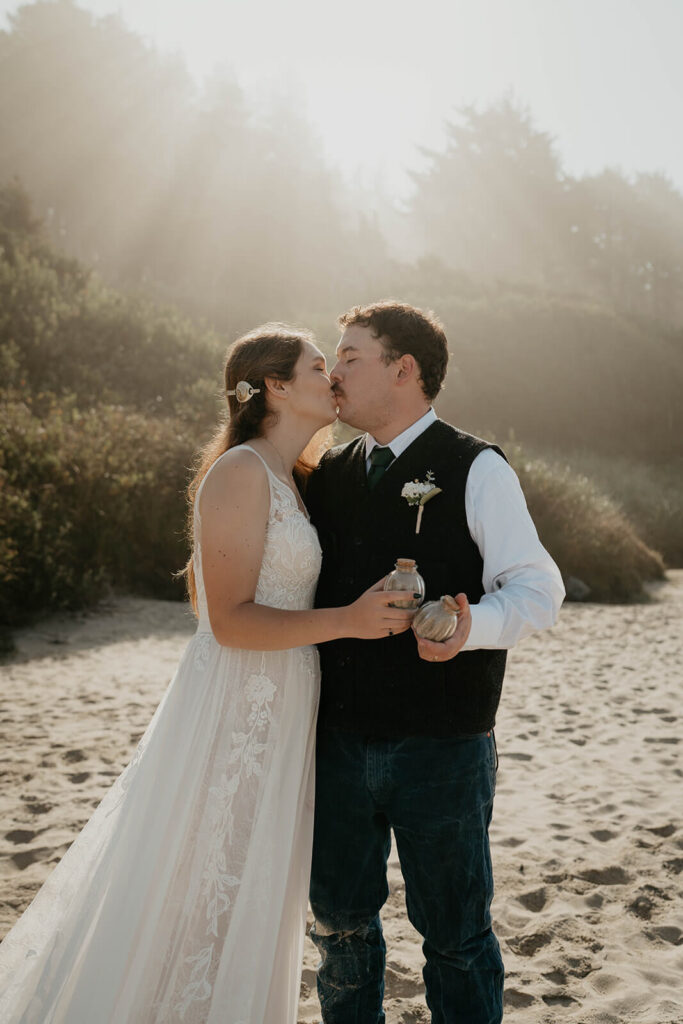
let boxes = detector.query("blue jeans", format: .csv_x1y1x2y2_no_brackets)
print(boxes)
309,729,503,1024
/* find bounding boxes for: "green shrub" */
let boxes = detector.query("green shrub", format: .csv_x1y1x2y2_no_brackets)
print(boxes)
0,394,197,625
543,451,682,568
509,448,665,601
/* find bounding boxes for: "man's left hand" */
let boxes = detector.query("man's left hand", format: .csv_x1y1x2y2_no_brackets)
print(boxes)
413,592,472,662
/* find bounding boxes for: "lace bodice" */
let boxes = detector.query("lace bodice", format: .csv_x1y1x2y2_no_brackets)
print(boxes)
194,444,322,632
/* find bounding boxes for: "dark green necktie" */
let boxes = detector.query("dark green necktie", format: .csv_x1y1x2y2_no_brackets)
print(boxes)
367,445,394,490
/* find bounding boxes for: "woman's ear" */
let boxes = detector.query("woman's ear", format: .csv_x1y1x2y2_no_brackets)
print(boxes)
264,376,288,400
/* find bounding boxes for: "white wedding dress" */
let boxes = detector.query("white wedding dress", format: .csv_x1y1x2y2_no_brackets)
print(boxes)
0,444,322,1023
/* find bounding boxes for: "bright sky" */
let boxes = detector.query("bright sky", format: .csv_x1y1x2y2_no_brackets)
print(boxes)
2,0,683,199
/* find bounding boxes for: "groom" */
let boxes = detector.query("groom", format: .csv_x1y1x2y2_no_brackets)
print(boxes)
304,301,565,1023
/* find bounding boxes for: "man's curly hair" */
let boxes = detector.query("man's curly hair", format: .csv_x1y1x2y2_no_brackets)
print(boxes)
338,300,448,402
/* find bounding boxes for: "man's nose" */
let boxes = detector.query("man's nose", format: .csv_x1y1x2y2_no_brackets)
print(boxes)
330,362,343,384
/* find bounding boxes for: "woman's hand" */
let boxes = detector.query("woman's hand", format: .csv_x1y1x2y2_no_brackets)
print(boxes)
413,592,472,661
342,577,417,640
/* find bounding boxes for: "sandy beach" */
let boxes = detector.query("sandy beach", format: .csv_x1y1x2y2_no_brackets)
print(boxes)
1,574,681,1024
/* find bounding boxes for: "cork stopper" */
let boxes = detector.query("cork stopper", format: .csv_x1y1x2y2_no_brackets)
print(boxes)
441,595,459,613
396,558,417,571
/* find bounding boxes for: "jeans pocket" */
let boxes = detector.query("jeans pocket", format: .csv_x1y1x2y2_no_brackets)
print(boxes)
490,728,499,772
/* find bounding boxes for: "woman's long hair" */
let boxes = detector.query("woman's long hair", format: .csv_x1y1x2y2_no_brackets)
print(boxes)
181,323,317,613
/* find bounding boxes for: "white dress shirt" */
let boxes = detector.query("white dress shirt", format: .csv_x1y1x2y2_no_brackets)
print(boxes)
365,408,565,650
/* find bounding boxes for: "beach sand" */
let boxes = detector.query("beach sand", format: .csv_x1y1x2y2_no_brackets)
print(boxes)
1,574,682,1023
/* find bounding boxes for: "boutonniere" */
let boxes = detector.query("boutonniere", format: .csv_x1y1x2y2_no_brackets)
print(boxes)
401,471,443,534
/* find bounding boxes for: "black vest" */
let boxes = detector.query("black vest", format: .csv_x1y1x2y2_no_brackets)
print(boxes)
305,420,508,738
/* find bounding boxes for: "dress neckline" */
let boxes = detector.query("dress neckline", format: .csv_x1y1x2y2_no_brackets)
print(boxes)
240,443,310,522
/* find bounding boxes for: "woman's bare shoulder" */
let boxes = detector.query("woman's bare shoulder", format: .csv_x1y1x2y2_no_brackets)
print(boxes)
198,446,269,512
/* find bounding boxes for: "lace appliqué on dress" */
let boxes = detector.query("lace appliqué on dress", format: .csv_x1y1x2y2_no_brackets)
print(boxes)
173,661,277,1020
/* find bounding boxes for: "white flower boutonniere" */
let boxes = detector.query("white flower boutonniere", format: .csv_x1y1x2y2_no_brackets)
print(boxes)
401,471,443,534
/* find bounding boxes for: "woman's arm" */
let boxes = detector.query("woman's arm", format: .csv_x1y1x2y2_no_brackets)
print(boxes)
200,449,413,650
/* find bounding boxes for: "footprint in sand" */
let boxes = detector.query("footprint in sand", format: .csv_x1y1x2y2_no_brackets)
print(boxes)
62,749,87,764
11,847,52,870
590,829,617,842
299,967,316,999
4,829,43,844
499,836,526,848
563,955,595,978
21,800,53,815
628,893,655,919
542,994,578,1007
642,882,674,903
506,931,552,956
67,772,91,784
384,966,423,999
504,989,534,1008
644,824,677,837
516,888,547,913
577,866,631,885
589,971,626,994
399,1008,429,1023
647,925,683,946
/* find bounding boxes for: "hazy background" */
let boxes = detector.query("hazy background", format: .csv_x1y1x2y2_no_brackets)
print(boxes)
4,0,682,202
1,0,682,630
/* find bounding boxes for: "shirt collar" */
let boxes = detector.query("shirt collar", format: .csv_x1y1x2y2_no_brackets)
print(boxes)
365,407,437,462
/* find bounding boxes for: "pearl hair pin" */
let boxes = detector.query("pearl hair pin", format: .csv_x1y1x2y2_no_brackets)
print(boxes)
227,381,261,403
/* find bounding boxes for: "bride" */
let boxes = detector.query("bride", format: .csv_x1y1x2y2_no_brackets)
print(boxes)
0,323,413,1023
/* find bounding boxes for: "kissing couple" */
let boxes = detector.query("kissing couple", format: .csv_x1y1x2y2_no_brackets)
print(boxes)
0,300,564,1023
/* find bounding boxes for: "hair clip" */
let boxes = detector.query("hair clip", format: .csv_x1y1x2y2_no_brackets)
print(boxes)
227,381,261,403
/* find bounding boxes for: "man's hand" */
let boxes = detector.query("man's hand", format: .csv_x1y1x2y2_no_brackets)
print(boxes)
413,593,472,662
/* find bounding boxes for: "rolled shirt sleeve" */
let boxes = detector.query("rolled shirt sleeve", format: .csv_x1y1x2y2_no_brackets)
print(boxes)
462,449,565,650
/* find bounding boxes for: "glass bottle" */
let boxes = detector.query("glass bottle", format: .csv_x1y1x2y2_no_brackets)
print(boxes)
412,595,460,641
383,558,425,609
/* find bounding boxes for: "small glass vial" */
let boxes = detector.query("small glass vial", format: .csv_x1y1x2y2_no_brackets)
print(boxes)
383,558,425,609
